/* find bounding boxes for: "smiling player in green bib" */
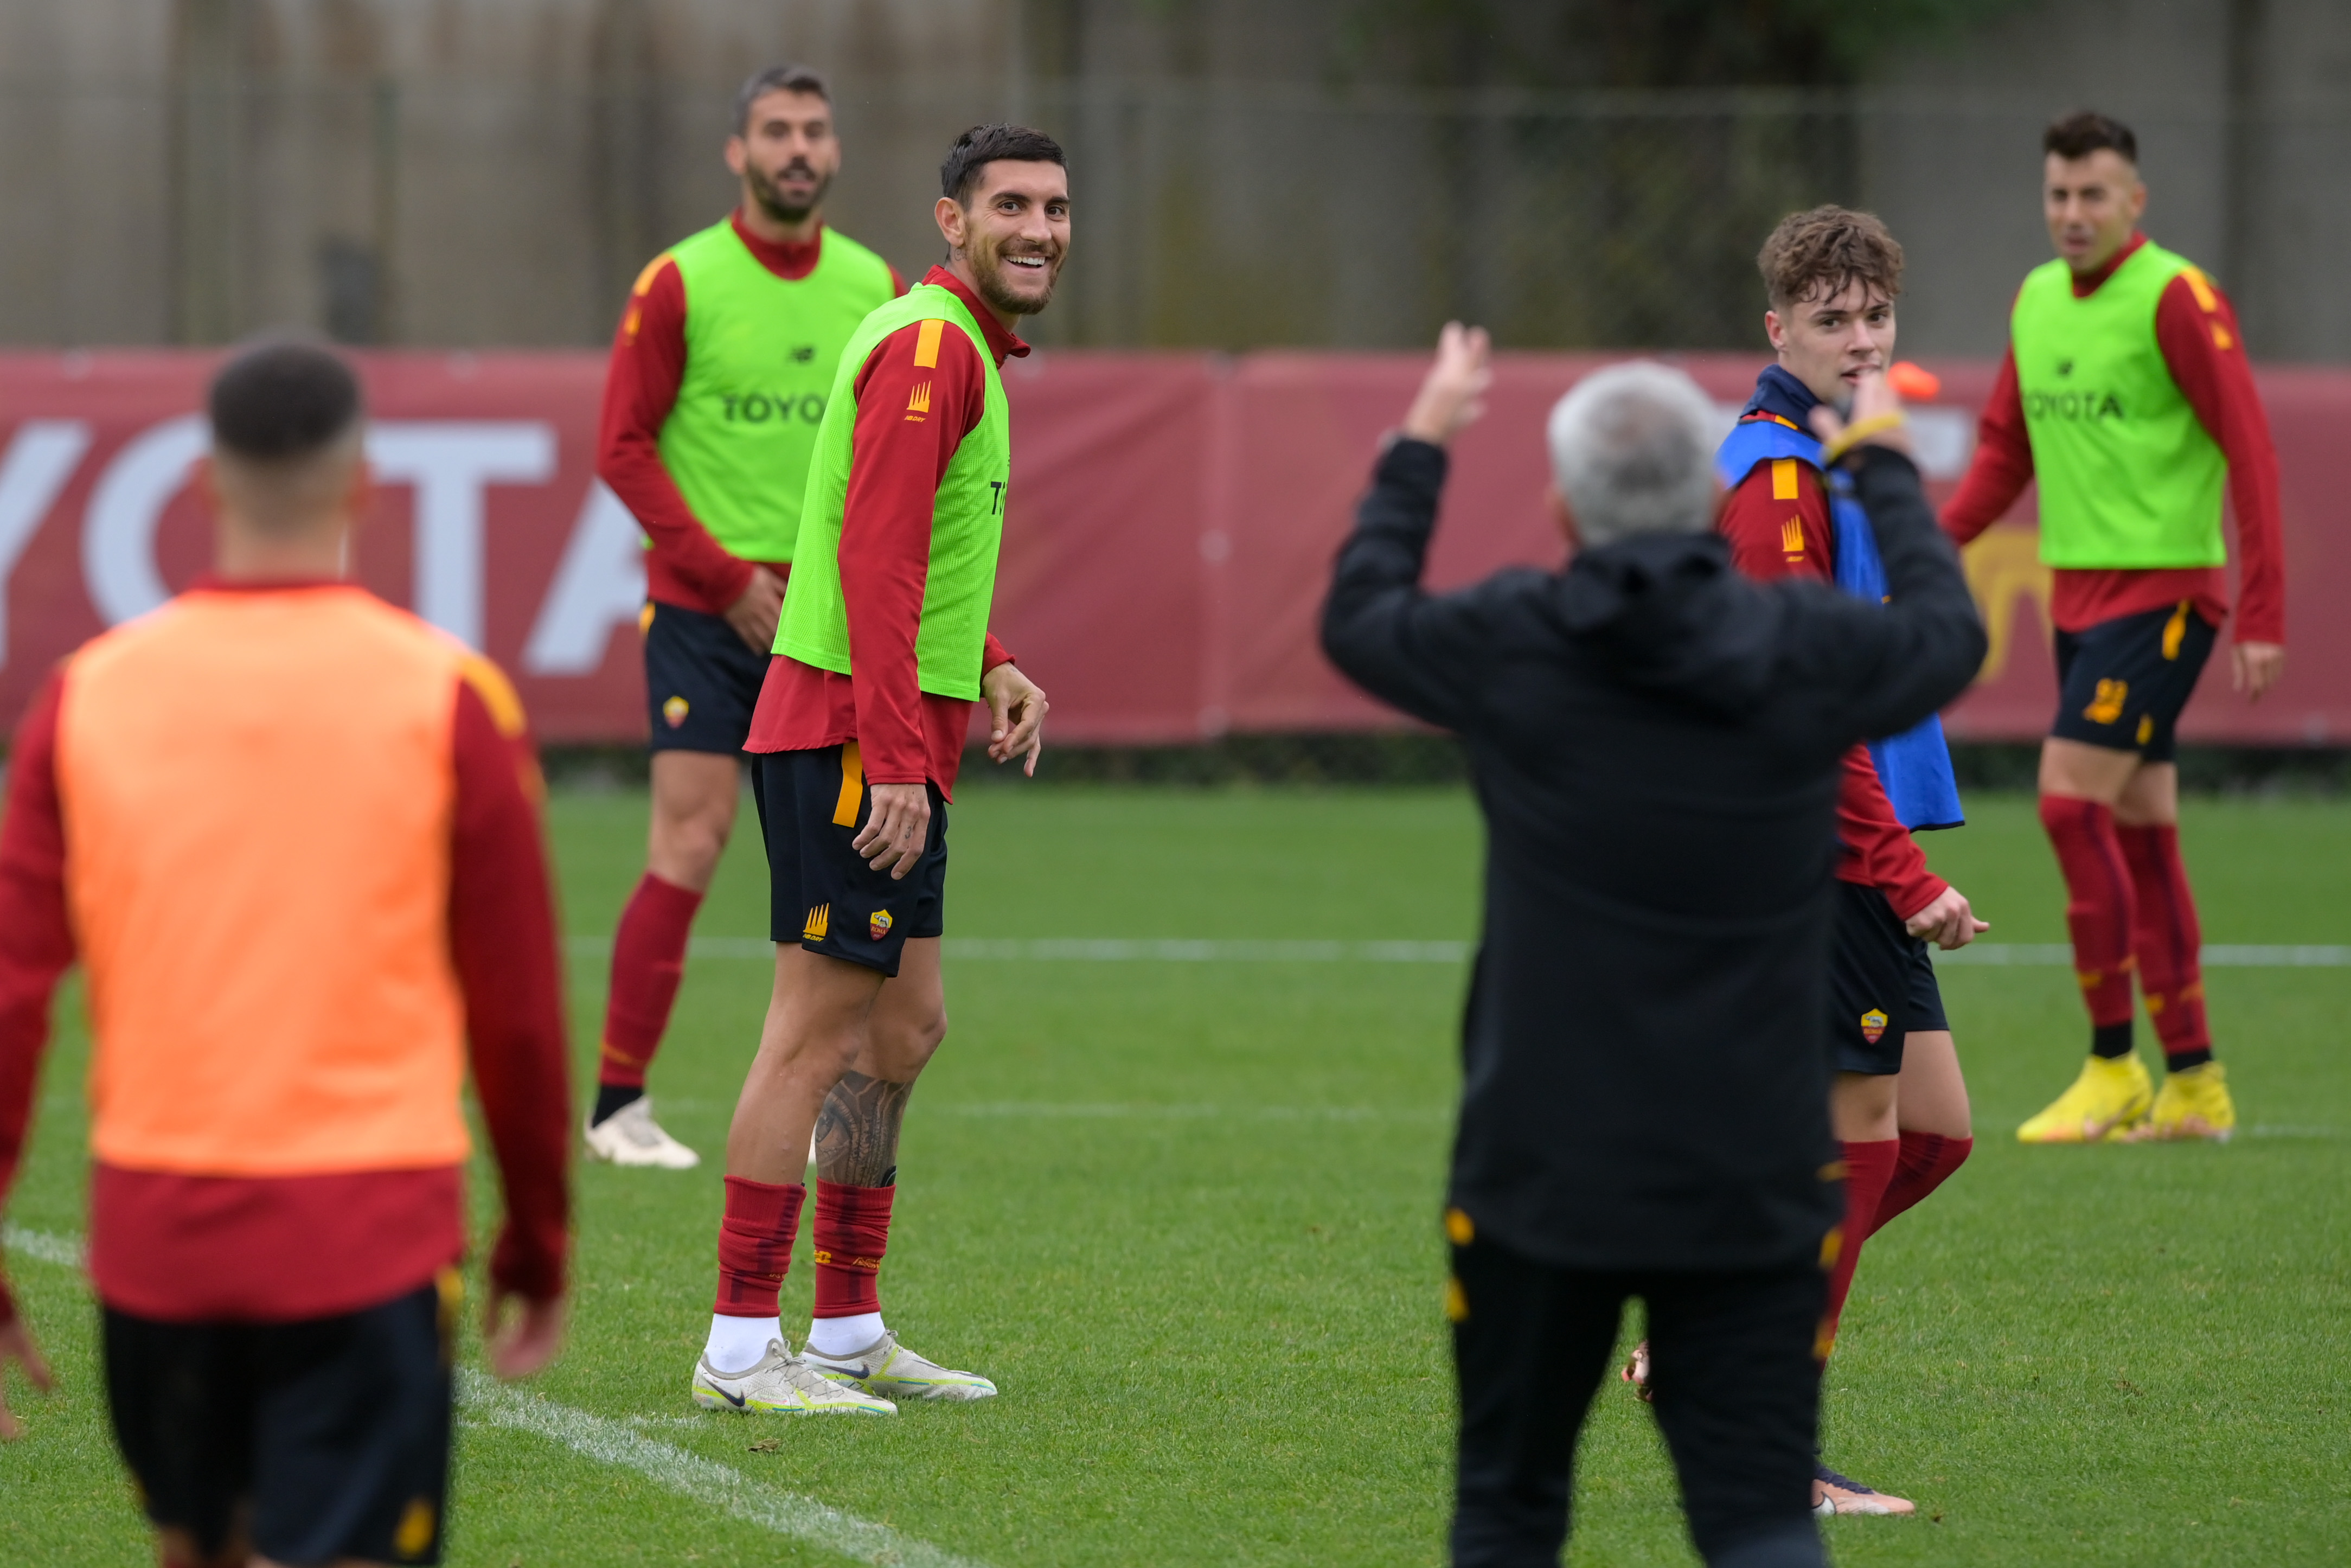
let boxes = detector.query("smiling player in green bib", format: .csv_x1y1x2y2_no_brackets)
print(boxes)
688,125,1058,1417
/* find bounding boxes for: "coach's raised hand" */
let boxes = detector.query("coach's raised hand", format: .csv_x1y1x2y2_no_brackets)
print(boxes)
1399,321,1493,447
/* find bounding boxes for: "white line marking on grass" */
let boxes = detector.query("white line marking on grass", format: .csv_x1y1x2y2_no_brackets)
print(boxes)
1940,944,2351,967
1,1224,84,1268
568,936,2351,969
458,1371,992,1568
937,1100,1446,1124
4,1227,985,1568
569,935,1472,963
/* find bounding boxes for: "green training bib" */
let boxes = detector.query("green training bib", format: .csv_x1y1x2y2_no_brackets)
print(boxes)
2009,240,2228,570
653,220,897,564
774,284,1010,701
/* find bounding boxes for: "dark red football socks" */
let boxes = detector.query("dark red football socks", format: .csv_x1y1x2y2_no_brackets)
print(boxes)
811,1180,895,1320
2040,796,2138,1046
714,1176,804,1317
596,873,703,1105
1872,1130,1972,1232
2117,822,2214,1071
1822,1138,1900,1356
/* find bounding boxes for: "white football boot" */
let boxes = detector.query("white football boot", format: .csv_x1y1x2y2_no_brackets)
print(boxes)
800,1330,998,1403
582,1096,700,1169
691,1339,896,1416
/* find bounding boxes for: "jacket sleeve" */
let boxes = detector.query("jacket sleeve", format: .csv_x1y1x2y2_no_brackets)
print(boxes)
1719,459,1834,585
1941,347,2034,546
595,257,757,610
2155,271,2286,644
1841,748,1947,920
1319,438,1495,733
0,672,75,1328
838,323,988,784
1812,447,1989,741
1724,464,1945,916
447,664,572,1303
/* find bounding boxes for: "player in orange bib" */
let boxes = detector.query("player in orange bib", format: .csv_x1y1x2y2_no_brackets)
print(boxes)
0,343,571,1568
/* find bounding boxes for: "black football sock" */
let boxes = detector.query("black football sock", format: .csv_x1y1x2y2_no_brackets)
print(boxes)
2164,1047,2214,1073
591,1082,645,1127
2091,1022,2134,1060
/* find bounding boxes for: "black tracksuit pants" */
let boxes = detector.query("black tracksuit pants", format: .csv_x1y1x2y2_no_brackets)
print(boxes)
1450,1231,1828,1568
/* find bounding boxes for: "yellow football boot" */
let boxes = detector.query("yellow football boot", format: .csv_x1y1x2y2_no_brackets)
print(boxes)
2132,1060,2237,1142
2017,1053,2154,1144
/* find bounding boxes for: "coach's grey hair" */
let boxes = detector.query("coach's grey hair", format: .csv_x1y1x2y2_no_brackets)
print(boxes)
1545,362,1722,547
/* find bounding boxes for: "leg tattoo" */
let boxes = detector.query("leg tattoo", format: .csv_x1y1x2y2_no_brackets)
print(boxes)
814,1070,913,1187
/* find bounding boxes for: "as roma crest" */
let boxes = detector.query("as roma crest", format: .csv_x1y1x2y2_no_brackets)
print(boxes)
1859,1009,1888,1045
869,910,894,942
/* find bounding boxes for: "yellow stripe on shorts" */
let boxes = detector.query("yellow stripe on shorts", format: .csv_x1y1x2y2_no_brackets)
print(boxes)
833,740,865,827
2162,599,2190,661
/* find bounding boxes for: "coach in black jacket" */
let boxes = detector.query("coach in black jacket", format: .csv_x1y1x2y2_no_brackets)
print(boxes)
1322,329,1985,1568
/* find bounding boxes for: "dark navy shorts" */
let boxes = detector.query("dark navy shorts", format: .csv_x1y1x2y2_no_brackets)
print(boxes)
103,1273,458,1565
2050,600,2218,765
752,743,946,978
1828,879,1949,1076
642,599,770,754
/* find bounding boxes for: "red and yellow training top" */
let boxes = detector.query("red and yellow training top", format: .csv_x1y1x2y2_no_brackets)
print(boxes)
0,580,571,1324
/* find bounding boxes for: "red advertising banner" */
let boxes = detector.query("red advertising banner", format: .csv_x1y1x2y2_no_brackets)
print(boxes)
0,350,2338,746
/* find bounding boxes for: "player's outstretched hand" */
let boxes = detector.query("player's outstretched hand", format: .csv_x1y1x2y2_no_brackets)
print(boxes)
0,1310,56,1439
725,565,788,653
2233,640,2285,703
855,783,933,880
1399,322,1492,447
1807,367,1913,462
983,662,1049,776
483,1287,566,1382
1905,885,1990,951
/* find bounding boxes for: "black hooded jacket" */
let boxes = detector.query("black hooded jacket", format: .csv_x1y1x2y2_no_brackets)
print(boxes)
1321,437,1986,1271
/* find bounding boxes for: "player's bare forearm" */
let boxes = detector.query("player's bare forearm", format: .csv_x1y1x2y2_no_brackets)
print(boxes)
814,1069,914,1187
0,1313,53,1439
982,661,1048,775
2233,641,2285,702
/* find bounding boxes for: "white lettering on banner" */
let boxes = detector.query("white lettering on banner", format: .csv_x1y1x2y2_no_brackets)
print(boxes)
83,413,206,626
367,423,557,649
524,480,646,675
0,420,93,663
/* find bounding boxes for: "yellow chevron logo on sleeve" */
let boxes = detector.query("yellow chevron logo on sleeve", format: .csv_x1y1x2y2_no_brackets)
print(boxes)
1779,516,1805,560
905,381,932,421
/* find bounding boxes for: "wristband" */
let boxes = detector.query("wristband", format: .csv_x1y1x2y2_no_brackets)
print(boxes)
1821,412,1907,466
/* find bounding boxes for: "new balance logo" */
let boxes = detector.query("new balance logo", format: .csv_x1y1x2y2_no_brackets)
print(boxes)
804,904,830,941
904,382,932,421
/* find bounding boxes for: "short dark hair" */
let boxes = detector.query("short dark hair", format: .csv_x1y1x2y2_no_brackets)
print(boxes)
208,340,362,464
735,65,829,133
1757,206,1904,312
939,124,1066,207
2045,111,2137,165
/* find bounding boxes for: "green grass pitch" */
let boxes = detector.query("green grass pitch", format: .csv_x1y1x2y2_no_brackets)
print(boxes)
4,784,2347,1565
